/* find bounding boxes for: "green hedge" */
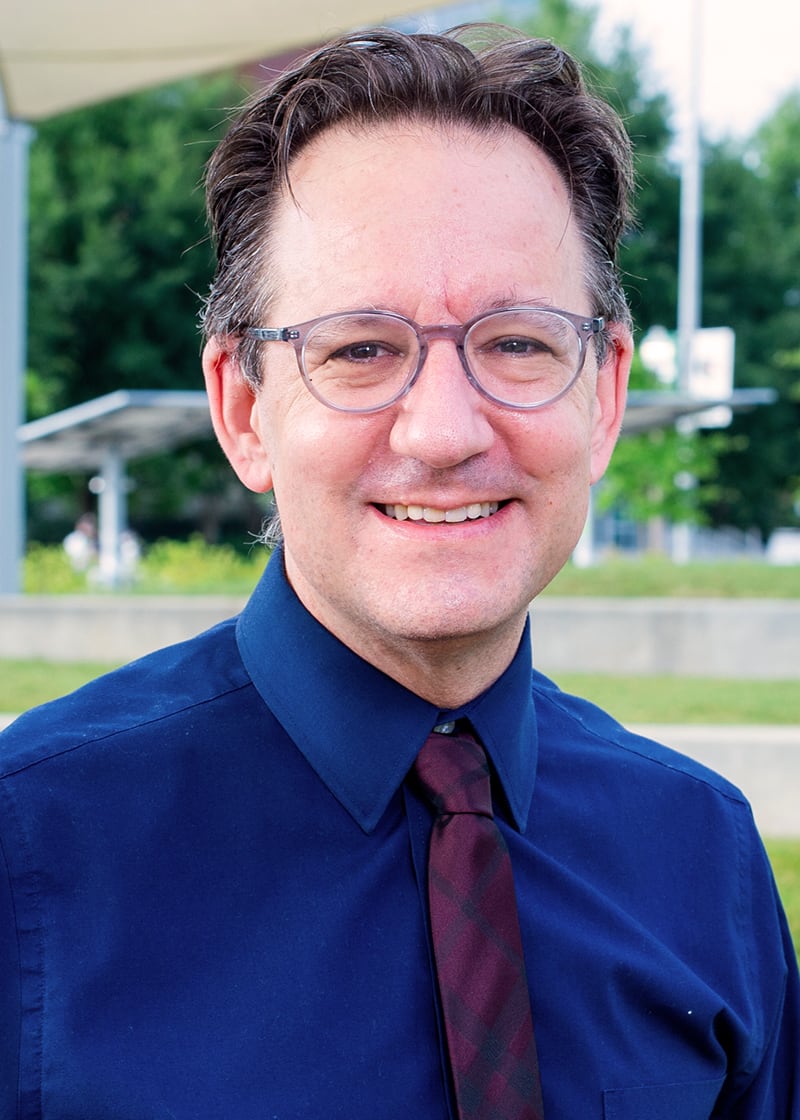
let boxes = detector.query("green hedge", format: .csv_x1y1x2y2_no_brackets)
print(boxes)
24,536,269,595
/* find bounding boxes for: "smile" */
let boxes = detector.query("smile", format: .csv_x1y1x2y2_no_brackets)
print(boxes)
382,501,501,523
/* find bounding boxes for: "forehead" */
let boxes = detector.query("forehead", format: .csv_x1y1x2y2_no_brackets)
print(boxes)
266,119,589,317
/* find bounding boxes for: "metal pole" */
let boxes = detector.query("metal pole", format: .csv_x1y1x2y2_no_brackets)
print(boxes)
673,0,704,564
0,107,33,594
677,0,704,393
572,489,595,568
96,448,127,588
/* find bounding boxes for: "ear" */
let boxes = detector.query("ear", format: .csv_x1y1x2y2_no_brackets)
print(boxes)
589,322,633,484
202,336,274,493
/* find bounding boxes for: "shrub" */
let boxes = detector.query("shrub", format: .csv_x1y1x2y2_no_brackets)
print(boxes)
137,535,268,593
23,537,269,595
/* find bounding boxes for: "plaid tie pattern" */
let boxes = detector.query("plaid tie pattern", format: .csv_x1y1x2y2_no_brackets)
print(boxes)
415,731,543,1120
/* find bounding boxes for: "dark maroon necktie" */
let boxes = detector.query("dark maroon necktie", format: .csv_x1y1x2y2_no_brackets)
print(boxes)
414,731,543,1120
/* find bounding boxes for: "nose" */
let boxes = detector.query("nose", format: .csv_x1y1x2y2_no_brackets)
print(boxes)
388,338,495,468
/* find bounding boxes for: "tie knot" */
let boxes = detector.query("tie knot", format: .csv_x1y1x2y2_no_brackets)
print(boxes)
414,731,493,818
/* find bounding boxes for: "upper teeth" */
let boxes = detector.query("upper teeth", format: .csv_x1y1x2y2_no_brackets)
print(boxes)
384,501,500,523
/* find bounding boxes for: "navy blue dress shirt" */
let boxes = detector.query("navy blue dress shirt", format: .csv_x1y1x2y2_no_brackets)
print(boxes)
1,553,798,1119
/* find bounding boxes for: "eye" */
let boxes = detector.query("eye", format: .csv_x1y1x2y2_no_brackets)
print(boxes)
492,336,551,356
331,340,397,363
477,332,554,361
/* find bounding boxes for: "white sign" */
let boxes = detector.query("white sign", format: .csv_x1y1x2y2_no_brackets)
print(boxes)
639,325,736,429
688,326,735,428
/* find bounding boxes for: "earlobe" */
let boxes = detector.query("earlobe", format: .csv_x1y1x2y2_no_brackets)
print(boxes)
589,323,632,485
202,337,274,493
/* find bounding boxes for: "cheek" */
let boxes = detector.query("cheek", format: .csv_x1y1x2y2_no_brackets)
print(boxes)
513,406,595,486
267,402,384,513
255,377,325,486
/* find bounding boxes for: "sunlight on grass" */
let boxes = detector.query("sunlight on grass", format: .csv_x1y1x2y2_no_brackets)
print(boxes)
552,674,800,725
544,556,800,598
0,660,123,714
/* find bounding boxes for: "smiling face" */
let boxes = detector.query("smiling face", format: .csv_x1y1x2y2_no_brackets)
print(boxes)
204,120,631,699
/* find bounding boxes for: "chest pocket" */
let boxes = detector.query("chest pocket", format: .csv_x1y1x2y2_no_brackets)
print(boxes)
603,1077,725,1119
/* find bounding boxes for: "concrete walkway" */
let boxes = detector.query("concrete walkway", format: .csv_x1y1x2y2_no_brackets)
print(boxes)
1,713,797,837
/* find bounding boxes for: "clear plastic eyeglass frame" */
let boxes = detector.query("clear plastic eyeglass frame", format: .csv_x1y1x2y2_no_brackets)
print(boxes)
244,306,605,414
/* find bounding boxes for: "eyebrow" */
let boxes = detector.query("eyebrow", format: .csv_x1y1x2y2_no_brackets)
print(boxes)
481,294,555,312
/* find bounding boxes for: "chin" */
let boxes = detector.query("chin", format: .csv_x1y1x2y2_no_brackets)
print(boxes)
365,586,529,647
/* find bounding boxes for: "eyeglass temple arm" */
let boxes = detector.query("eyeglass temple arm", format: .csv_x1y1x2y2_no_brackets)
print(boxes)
245,328,300,341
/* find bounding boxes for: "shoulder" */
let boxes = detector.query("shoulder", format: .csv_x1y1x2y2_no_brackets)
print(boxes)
530,669,751,813
527,673,791,992
0,617,251,779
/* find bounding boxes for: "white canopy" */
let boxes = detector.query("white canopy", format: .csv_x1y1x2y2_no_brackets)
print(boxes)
0,0,432,120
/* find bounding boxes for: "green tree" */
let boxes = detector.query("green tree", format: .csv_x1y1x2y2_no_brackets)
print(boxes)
699,93,800,541
25,71,254,541
27,72,247,412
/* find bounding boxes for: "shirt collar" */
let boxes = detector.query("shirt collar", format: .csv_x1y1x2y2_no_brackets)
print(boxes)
236,551,538,834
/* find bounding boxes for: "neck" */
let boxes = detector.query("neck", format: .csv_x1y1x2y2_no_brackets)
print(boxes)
382,639,522,709
330,613,525,710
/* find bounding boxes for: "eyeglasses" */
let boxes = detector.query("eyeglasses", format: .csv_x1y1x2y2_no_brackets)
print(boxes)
243,306,604,414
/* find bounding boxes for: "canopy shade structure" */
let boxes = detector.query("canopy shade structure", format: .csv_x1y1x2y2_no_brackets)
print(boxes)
20,390,215,587
0,0,432,121
621,388,776,435
19,390,213,472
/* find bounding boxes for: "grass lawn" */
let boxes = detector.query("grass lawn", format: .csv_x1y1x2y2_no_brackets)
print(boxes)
0,660,123,714
552,674,800,725
543,556,800,598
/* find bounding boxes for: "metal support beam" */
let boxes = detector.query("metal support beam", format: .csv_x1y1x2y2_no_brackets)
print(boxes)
676,0,704,394
95,448,128,588
673,0,704,564
0,113,33,593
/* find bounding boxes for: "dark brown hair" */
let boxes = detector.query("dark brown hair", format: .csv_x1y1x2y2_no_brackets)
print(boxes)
202,25,634,381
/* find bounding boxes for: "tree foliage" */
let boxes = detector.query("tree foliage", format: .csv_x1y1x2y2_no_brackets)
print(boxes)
27,73,246,413
698,94,800,540
25,72,258,540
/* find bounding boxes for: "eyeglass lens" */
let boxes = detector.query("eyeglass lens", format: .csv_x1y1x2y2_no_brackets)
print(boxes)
301,309,583,411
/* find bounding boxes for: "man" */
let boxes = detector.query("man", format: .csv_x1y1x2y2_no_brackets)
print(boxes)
1,27,797,1119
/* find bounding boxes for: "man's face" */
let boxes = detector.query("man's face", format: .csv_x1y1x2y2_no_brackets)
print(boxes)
207,121,630,681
